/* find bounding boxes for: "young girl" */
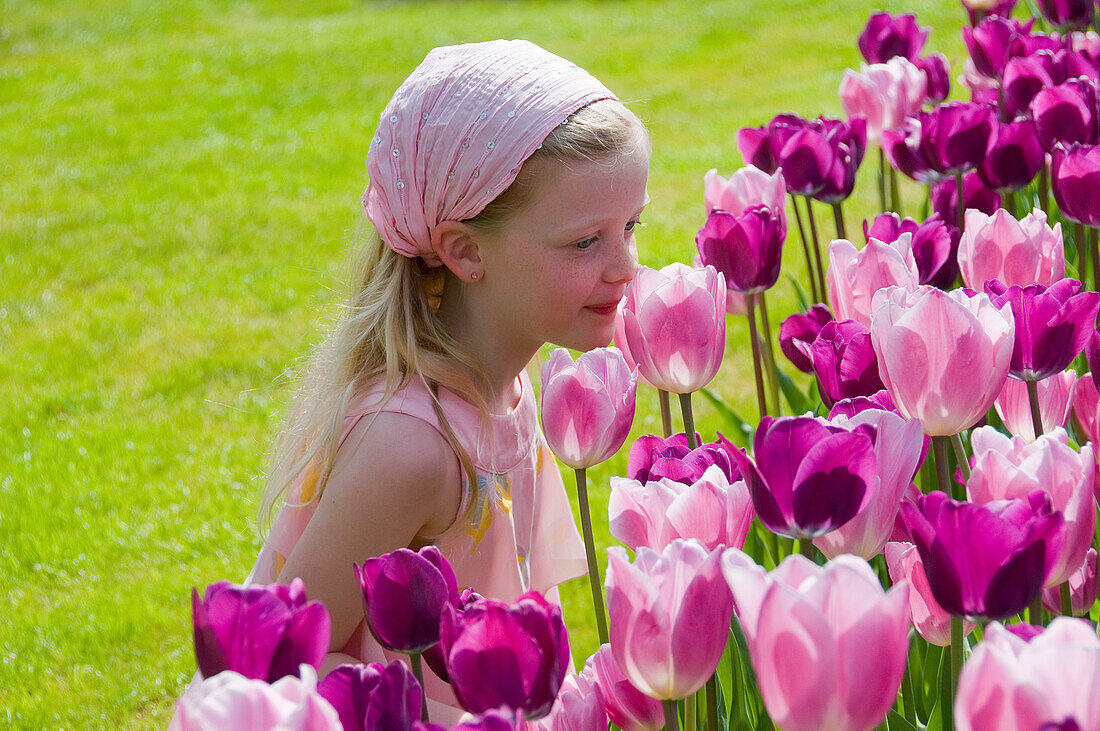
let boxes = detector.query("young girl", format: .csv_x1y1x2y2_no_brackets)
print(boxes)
251,40,650,720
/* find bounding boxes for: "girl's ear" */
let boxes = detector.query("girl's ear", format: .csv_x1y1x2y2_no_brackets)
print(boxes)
431,221,485,283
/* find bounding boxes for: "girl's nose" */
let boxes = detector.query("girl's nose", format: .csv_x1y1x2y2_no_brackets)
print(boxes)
607,238,639,284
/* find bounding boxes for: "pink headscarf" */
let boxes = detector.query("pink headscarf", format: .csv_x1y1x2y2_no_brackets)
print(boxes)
364,40,617,265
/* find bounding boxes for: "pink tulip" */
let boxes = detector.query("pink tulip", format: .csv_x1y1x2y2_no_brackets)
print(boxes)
870,285,1014,436
886,541,976,646
994,370,1077,441
539,347,638,469
839,57,927,142
813,408,925,559
170,666,342,731
587,645,664,731
957,208,1065,290
605,539,733,700
614,263,726,394
955,619,1100,731
1043,547,1098,616
827,237,920,328
1072,370,1100,445
608,465,754,552
721,552,910,731
967,426,1094,587
703,166,787,227
530,661,607,731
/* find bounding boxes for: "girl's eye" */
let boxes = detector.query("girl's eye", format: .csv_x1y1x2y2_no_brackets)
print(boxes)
576,237,597,250
625,218,643,233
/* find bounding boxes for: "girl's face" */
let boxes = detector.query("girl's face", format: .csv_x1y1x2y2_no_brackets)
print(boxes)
474,145,650,354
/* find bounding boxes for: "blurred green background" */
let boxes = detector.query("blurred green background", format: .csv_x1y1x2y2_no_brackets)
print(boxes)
2,0,964,726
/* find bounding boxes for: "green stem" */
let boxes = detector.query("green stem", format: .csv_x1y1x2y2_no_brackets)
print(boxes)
1004,189,1016,219
685,693,696,731
1039,161,1050,218
950,432,971,485
1029,595,1043,625
574,467,608,645
758,292,781,415
901,652,917,724
679,392,698,450
1074,221,1086,289
954,172,965,236
947,616,964,731
1026,378,1044,439
791,193,820,303
832,201,847,241
659,389,673,438
746,294,769,419
410,653,429,722
889,164,902,217
799,537,815,560
663,699,681,731
932,436,952,497
1090,226,1099,294
1061,581,1074,617
705,674,719,731
879,147,888,213
804,197,828,307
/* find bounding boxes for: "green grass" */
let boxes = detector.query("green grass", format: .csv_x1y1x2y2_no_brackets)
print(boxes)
3,0,967,726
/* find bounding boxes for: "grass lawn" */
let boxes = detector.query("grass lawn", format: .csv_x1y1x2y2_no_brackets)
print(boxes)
3,0,966,726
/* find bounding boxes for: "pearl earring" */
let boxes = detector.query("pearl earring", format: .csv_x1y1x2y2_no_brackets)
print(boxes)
470,272,480,280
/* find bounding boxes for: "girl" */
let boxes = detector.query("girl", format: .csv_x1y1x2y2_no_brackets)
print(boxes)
253,39,650,721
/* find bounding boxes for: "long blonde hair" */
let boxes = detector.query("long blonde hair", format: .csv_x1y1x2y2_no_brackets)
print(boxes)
258,99,649,533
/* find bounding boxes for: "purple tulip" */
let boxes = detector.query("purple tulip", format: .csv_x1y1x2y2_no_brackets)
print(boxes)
918,102,997,176
440,591,569,720
777,126,835,196
797,320,885,409
864,212,954,286
1052,143,1100,227
963,16,1028,80
587,644,664,731
930,170,1001,239
1054,47,1100,84
356,546,460,655
1032,80,1099,152
1037,0,1094,31
814,117,867,204
899,490,1064,619
779,304,833,374
859,11,930,63
317,661,421,731
882,118,940,184
980,119,1045,193
626,431,740,485
728,415,878,539
1003,54,1056,119
961,0,1019,26
421,588,482,684
695,206,786,294
985,279,1100,382
191,578,330,683
917,53,951,104
829,389,899,419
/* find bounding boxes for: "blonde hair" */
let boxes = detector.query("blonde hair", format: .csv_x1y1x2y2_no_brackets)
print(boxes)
258,99,649,533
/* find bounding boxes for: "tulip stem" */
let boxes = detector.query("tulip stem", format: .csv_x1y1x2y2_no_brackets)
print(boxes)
791,193,820,303
889,165,902,217
949,433,971,484
804,197,829,306
574,467,609,646
799,537,815,561
1026,378,1045,439
746,294,769,419
932,436,952,498
1074,222,1086,289
1028,595,1043,625
705,674,720,731
758,293,782,414
663,699,681,731
659,389,673,438
947,616,964,731
954,172,965,236
410,653,429,722
879,147,888,213
1004,190,1016,219
679,392,698,450
1090,226,1099,294
1061,581,1073,617
831,202,847,241
1039,161,1050,218
901,652,917,724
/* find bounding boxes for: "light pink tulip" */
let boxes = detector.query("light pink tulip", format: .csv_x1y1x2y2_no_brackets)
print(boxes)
814,409,925,559
170,666,341,731
957,208,1065,290
839,57,927,142
722,551,910,731
967,426,1094,587
605,539,733,700
540,346,638,469
703,166,787,228
827,236,921,328
587,644,664,731
994,370,1077,442
955,619,1100,731
614,264,726,394
608,464,754,552
1072,372,1100,446
885,541,976,646
1043,547,1098,617
870,285,1014,436
531,661,607,731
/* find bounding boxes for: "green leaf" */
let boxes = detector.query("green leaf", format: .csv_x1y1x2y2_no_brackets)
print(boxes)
699,388,754,447
886,710,923,731
777,370,814,415
788,274,810,313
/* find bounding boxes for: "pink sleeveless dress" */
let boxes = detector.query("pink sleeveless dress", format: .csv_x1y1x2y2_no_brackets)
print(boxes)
249,370,588,722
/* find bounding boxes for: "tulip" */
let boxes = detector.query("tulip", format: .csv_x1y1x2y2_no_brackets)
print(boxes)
839,58,926,143
957,208,1065,290
778,304,833,373
955,619,1100,731
1043,547,1098,616
1072,367,1100,445
703,166,786,225
317,661,421,731
960,0,1019,25
421,587,482,684
170,666,342,731
530,662,607,731
420,709,519,731
1037,0,1094,31
962,16,1026,80
191,578,330,683
587,645,664,731
859,11,930,63
539,347,637,469
995,370,1077,441
1052,143,1100,227
721,552,910,731
886,541,977,646
1003,54,1056,120
614,263,726,394
967,426,1094,588
827,236,920,329
776,126,836,197
439,591,568,720
814,408,924,559
882,118,940,184
917,53,951,105
605,539,733,700
979,119,1045,193
985,279,1100,382
870,285,1014,436
356,546,459,656
695,206,785,295
899,490,1064,619
814,117,867,205
727,415,877,539
1003,622,1045,642
930,171,1001,238
626,431,740,486
608,464,754,552
798,319,885,408
829,389,899,419
918,102,997,176
1032,81,1099,151
864,212,954,287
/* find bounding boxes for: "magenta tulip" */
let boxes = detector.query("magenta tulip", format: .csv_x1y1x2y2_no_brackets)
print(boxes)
721,552,911,731
798,319,886,408
864,212,954,287
962,15,1026,80
882,118,940,184
703,166,786,224
1052,142,1100,227
191,578,330,683
994,370,1077,441
695,206,786,295
827,237,920,328
886,541,977,646
918,53,951,104
870,285,1014,436
859,11,930,63
605,539,733,700
1003,54,1056,120
626,431,740,486
957,207,1065,290
1037,0,1094,32
920,101,996,175
614,263,725,394
608,465,754,553
814,117,867,204
1032,80,1099,151
439,591,569,720
587,645,664,731
539,346,637,469
779,304,833,373
930,170,1001,237
829,389,900,419
956,619,1100,731
979,118,1045,193
317,661,421,731
531,662,607,731
839,58,926,143
1043,547,1098,616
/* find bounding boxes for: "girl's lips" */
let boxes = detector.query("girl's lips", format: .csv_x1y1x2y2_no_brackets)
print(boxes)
586,302,620,316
